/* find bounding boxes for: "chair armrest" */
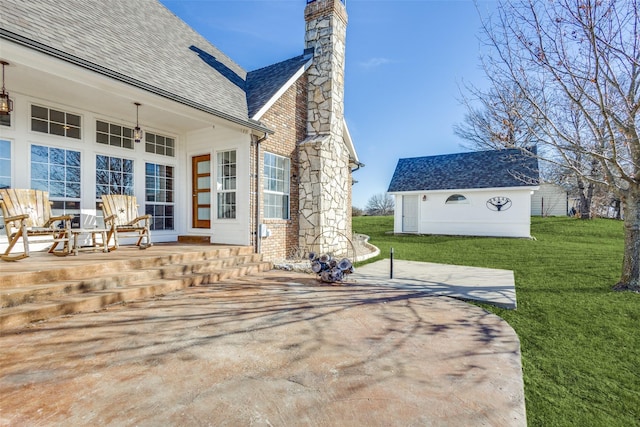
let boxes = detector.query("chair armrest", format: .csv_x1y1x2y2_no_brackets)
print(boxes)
103,214,117,225
126,214,152,226
45,215,73,228
3,213,29,223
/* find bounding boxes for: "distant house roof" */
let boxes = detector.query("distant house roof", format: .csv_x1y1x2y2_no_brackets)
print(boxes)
0,0,267,131
388,148,539,193
246,49,314,120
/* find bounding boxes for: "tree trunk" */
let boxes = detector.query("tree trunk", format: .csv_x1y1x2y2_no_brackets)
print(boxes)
577,177,594,219
615,188,640,292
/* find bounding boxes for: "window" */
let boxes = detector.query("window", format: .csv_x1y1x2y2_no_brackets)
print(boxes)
264,153,290,219
31,105,81,139
145,132,175,157
216,150,236,219
0,140,10,189
96,155,134,197
0,112,9,127
96,120,134,149
0,140,10,230
30,144,81,227
145,163,174,230
445,194,468,204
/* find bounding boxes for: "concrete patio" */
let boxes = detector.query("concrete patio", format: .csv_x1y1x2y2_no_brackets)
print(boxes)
0,268,526,426
351,259,518,309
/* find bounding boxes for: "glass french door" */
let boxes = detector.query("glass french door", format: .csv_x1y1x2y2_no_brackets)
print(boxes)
191,154,211,228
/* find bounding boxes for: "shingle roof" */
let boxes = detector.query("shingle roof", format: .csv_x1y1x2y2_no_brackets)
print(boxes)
1,0,251,125
388,148,540,192
246,49,314,119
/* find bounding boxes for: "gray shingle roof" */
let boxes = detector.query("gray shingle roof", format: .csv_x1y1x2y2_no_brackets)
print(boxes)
246,49,313,119
1,0,252,126
388,148,540,192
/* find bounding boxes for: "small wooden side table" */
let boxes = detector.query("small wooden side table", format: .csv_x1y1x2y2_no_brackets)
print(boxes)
71,228,109,256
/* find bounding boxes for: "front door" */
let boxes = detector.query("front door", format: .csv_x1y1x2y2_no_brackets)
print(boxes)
402,195,419,233
192,154,211,229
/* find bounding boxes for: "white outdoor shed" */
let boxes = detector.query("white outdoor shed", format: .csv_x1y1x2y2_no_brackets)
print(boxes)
388,148,540,238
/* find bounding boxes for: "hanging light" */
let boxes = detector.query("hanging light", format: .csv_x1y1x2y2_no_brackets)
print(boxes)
0,61,14,115
133,102,143,143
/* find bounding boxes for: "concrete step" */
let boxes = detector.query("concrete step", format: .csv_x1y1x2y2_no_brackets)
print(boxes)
0,245,255,288
0,251,272,332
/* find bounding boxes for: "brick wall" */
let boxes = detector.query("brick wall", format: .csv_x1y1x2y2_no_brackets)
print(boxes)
253,74,308,261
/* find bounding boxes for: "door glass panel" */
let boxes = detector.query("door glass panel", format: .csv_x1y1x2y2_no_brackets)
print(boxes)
198,192,210,204
197,176,210,189
197,161,210,174
198,207,210,220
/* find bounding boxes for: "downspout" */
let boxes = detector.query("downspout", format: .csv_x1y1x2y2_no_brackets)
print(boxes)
254,133,268,254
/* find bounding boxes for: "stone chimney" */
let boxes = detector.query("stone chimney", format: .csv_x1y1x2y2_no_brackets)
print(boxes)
298,0,352,256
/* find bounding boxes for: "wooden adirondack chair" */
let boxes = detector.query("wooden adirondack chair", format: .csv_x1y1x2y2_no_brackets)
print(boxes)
100,194,152,250
0,189,73,261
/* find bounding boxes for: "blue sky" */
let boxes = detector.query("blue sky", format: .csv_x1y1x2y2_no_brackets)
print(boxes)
160,0,496,209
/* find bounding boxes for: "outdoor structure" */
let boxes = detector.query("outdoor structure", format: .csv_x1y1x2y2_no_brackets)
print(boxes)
531,183,569,217
0,0,360,261
388,148,539,238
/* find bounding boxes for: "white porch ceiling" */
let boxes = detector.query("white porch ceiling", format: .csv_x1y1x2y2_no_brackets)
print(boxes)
1,40,242,134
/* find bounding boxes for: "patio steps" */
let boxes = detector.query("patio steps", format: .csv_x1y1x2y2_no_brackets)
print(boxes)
0,245,272,332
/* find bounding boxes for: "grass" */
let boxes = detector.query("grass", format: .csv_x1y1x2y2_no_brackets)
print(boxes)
352,216,640,427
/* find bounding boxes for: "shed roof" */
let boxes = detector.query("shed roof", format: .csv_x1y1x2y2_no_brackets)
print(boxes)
388,148,539,192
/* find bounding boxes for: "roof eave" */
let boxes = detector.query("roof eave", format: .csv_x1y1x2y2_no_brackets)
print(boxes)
343,119,361,165
251,57,313,121
1,29,272,135
389,184,540,194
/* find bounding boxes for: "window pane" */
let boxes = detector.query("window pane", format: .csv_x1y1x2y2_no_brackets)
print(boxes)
32,118,48,133
67,151,80,167
32,105,48,120
109,157,121,172
66,183,81,198
50,109,65,124
31,162,48,180
97,121,109,133
49,148,64,165
67,126,80,139
66,167,80,183
123,159,133,173
50,123,65,136
97,132,109,144
66,113,81,127
0,140,10,159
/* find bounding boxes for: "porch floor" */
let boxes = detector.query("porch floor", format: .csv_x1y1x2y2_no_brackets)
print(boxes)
0,249,526,426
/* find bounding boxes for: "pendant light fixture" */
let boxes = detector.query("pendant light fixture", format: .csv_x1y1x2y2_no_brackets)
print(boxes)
133,102,143,143
0,61,13,115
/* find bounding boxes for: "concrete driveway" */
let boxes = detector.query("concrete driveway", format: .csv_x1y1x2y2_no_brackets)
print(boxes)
0,270,526,426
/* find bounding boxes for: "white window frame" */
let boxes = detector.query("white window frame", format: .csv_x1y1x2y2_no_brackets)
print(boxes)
96,119,135,149
145,162,175,231
216,149,237,219
30,104,81,139
263,152,290,220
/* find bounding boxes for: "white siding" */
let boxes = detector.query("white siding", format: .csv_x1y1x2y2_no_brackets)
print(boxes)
391,187,537,238
531,183,568,216
0,49,254,253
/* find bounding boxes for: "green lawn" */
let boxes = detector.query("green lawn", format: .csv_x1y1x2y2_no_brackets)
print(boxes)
352,216,639,427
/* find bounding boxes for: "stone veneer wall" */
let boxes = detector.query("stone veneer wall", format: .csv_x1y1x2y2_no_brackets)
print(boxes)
299,0,352,256
251,75,307,261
